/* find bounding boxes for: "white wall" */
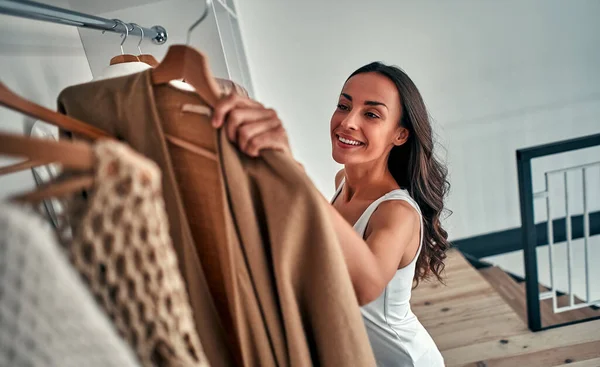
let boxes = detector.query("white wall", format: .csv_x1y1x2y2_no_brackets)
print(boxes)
0,3,93,198
234,0,600,241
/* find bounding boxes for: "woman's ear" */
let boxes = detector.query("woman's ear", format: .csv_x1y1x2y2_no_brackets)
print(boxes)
394,127,409,146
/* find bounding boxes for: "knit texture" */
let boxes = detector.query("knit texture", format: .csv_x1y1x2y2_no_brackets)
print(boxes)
58,141,209,367
0,202,141,367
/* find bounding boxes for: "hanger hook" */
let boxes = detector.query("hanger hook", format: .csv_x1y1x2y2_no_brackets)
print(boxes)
131,23,144,54
186,0,213,45
101,21,118,35
112,19,129,55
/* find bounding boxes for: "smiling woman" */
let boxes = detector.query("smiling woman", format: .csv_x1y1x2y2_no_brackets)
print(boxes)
331,72,408,164
333,62,450,286
330,62,449,366
211,61,449,367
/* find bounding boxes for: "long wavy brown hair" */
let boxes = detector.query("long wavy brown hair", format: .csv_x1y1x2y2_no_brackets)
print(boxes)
348,62,451,286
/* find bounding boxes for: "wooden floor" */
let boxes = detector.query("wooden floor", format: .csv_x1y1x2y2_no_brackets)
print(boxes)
412,250,600,367
479,266,600,328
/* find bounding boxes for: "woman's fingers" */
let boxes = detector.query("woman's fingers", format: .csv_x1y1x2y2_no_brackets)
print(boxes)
211,93,237,128
245,126,290,157
225,107,277,143
211,93,291,158
248,139,289,158
237,117,282,153
212,93,262,128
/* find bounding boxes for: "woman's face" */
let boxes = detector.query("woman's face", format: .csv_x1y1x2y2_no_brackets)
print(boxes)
330,72,407,166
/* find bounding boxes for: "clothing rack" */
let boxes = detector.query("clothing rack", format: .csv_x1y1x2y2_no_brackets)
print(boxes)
0,0,168,44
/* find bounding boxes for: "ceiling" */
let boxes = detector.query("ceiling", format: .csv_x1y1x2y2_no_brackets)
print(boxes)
44,0,167,16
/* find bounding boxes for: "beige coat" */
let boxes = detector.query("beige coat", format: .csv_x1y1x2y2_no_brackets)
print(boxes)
58,70,376,367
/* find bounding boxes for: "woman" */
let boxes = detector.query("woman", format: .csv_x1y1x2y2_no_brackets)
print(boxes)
212,62,449,366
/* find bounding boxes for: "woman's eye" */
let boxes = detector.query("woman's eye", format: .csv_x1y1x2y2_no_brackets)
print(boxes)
337,104,349,111
366,112,380,119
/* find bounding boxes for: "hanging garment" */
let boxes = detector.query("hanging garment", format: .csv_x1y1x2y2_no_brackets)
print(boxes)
55,141,209,367
0,202,141,367
58,75,235,367
57,69,376,367
29,61,236,238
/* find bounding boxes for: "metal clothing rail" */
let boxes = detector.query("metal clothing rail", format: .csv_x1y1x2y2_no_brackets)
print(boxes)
0,0,167,44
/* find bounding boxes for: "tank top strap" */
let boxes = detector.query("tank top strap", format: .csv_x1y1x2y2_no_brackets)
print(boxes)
331,177,345,204
384,191,424,265
331,179,423,257
354,190,420,231
354,189,424,267
382,190,422,218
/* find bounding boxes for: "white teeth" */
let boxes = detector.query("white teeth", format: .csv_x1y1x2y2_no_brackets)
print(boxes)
338,135,362,146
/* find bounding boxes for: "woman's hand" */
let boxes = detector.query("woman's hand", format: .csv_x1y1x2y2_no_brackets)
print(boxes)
212,93,291,157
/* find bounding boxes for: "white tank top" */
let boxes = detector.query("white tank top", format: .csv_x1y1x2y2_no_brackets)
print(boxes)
332,179,444,366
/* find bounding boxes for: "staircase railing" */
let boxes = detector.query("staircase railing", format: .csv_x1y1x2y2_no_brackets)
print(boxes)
517,133,600,331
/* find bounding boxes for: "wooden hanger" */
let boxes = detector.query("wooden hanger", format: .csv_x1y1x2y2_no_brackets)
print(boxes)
0,158,50,175
151,45,220,107
151,2,221,107
0,132,94,172
14,175,95,204
110,54,140,65
130,23,159,67
139,54,159,67
109,20,141,65
0,82,112,140
0,132,95,203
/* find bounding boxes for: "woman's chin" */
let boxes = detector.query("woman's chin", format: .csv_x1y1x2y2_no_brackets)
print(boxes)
332,150,345,164
332,156,345,164
332,150,355,165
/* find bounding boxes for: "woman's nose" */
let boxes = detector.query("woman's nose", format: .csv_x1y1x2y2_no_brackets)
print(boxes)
340,113,358,130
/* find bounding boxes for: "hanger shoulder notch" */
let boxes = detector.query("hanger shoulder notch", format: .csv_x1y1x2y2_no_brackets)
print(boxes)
151,45,221,107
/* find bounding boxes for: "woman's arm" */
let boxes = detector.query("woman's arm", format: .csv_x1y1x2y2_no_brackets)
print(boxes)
320,193,419,305
322,196,385,304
